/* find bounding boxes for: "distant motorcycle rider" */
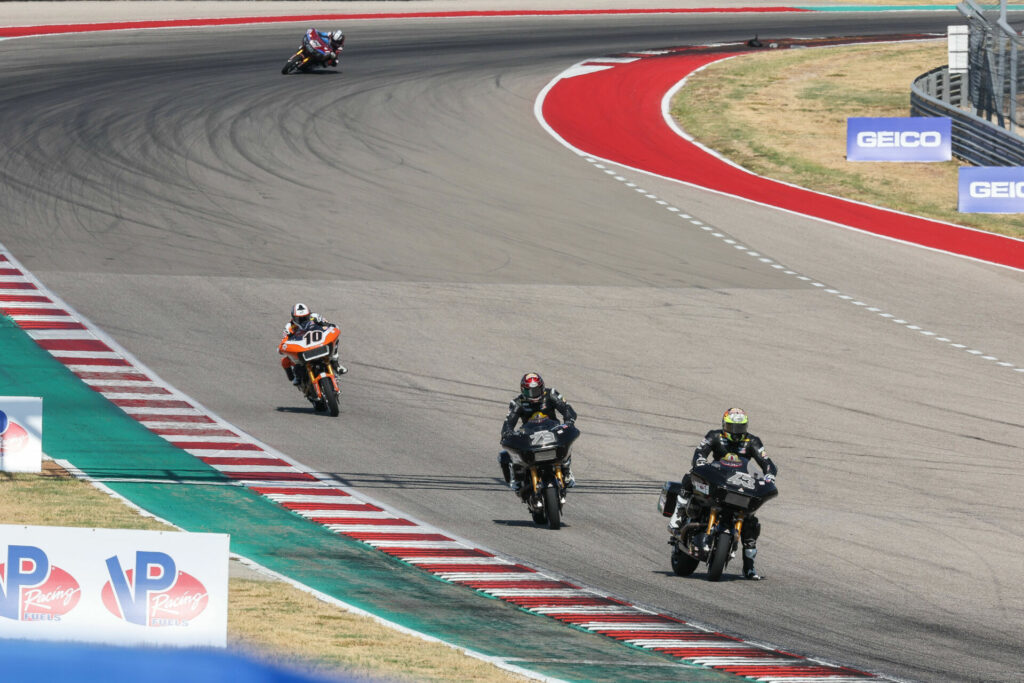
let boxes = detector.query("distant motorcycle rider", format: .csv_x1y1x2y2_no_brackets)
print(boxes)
280,303,347,385
669,408,777,580
302,28,345,67
498,372,578,490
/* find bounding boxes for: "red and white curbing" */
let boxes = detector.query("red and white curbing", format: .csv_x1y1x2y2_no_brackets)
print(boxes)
1,246,882,681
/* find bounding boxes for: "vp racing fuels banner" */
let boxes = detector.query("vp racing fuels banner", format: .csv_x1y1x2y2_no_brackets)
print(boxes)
958,166,1024,213
0,525,228,647
846,117,951,162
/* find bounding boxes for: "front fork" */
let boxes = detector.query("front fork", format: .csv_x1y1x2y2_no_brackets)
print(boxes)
307,364,338,398
529,464,566,494
703,509,745,555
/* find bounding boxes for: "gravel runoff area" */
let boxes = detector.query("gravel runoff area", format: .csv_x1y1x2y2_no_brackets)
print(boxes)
0,0,933,27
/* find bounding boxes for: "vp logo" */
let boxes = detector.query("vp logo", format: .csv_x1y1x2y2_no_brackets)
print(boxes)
0,544,81,621
104,551,176,626
1,545,48,619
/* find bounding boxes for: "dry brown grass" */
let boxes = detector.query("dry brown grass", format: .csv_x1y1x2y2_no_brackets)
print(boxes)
0,464,524,683
673,40,1024,239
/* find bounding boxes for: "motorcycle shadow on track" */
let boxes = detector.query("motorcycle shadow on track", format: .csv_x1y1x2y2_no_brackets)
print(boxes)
274,405,340,417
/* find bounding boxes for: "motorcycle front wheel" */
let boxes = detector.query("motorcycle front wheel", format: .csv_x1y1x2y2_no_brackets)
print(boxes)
318,377,340,417
543,486,561,530
707,533,732,581
282,53,303,74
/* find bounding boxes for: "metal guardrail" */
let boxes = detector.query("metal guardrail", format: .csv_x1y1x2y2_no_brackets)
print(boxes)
911,64,1024,165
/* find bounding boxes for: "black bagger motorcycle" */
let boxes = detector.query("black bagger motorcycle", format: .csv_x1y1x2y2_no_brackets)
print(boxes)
659,455,777,580
501,414,579,530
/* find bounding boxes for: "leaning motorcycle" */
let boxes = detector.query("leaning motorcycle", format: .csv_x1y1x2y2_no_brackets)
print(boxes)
658,455,777,580
281,33,337,74
501,415,579,530
278,321,342,416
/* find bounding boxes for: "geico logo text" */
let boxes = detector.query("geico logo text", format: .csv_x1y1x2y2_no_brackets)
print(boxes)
968,181,1024,198
855,131,942,148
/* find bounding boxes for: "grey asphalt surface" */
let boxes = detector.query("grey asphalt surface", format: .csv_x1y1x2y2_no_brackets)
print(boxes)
1,9,1023,683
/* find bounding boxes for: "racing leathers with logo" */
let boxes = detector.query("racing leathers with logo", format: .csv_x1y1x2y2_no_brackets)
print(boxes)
669,409,777,580
498,376,578,491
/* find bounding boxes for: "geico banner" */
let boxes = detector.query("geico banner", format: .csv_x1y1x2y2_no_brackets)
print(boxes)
0,525,228,647
846,117,951,162
0,397,42,473
958,166,1024,213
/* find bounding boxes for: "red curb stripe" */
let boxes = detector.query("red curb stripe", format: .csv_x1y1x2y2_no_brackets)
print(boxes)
343,533,452,542
36,338,112,352
0,294,50,302
110,398,193,409
658,647,782,657
0,307,66,315
200,457,285,466
460,580,577,590
16,320,87,330
420,564,533,573
719,665,870,676
251,486,348,496
131,413,215,423
150,427,238,437
507,597,623,607
174,441,262,450
76,371,150,381
281,502,382,512
0,268,22,276
559,614,685,624
316,517,416,526
609,631,734,641
90,384,171,395
220,470,317,481
0,282,37,290
0,9,811,38
376,548,491,558
59,357,131,367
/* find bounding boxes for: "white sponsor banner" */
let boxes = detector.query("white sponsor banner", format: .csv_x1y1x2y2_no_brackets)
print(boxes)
0,525,228,647
0,397,42,473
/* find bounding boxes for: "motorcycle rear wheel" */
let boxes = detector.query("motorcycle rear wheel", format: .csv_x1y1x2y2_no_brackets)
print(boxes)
543,486,561,530
707,533,732,581
318,377,340,417
671,548,699,577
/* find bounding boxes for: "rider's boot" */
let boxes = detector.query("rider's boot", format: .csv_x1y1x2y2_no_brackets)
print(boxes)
742,544,763,580
285,366,300,386
498,451,512,485
563,458,576,488
667,496,689,534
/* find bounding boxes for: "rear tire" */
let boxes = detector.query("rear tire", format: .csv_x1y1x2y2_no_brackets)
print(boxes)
543,486,561,530
671,548,699,577
319,377,340,417
707,533,732,581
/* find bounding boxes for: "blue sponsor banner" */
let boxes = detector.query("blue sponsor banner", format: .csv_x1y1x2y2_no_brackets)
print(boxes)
846,117,951,162
958,166,1024,213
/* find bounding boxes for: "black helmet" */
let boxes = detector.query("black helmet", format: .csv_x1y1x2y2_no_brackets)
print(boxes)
520,372,544,404
291,303,311,327
722,407,748,441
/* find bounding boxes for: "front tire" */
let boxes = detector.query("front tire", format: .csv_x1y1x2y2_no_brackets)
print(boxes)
319,377,340,417
543,486,561,530
707,532,732,581
282,54,303,75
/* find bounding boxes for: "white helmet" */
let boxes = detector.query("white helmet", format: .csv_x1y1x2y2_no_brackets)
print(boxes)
291,303,311,327
330,30,344,47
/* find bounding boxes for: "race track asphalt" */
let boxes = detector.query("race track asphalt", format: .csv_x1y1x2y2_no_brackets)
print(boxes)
1,10,1022,682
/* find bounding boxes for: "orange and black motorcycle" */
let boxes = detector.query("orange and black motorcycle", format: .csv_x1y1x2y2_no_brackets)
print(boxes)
278,321,343,416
